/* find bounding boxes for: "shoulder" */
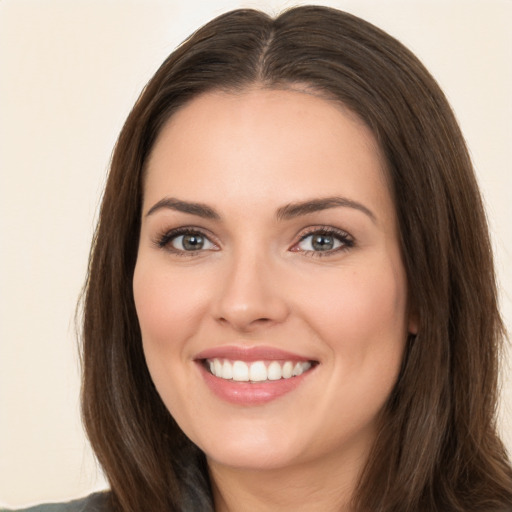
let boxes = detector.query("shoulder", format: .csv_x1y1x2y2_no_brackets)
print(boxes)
1,492,112,512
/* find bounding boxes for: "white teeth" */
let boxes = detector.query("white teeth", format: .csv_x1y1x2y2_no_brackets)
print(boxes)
207,358,313,382
267,361,282,380
232,360,249,381
292,361,311,376
222,360,233,380
292,362,303,376
282,361,293,379
249,361,267,382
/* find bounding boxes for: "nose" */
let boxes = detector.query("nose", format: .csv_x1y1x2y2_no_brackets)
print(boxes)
212,251,290,332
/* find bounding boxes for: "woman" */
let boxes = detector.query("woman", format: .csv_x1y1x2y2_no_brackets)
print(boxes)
11,5,512,512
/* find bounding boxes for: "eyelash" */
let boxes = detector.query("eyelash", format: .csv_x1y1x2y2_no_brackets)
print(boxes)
293,226,354,258
154,227,218,257
154,226,354,258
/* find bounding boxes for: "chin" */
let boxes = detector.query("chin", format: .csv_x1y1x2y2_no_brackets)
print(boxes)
185,417,305,471
204,441,301,471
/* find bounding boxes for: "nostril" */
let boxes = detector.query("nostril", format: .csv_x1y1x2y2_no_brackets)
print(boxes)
213,283,291,330
216,316,273,331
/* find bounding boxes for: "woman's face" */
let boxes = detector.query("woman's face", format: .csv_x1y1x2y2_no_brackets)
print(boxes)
133,88,415,474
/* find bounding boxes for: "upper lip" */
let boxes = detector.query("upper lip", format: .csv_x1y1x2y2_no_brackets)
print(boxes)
194,345,317,363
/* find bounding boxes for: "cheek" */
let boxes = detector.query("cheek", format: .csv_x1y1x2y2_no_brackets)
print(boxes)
305,262,408,436
303,261,408,370
132,261,210,350
132,260,209,419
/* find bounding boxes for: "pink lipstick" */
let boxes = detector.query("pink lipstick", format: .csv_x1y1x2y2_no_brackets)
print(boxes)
194,345,318,405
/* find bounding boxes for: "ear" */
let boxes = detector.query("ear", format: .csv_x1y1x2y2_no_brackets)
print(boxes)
406,297,419,335
408,310,419,335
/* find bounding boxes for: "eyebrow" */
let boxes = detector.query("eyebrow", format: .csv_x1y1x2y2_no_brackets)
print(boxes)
276,196,376,223
146,197,220,219
145,196,376,223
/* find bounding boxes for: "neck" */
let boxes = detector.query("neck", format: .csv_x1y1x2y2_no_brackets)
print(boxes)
208,445,368,512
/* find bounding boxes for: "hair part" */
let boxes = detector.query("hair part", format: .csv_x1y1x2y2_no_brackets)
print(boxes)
81,6,512,511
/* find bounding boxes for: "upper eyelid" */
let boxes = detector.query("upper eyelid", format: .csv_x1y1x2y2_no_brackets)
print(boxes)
296,225,353,240
160,226,216,239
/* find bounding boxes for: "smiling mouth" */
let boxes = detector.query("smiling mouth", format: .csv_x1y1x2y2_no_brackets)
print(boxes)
203,358,317,382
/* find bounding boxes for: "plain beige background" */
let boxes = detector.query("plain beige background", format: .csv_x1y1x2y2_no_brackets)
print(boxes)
1,0,511,507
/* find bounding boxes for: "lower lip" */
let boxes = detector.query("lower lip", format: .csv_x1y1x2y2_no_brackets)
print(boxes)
197,362,314,405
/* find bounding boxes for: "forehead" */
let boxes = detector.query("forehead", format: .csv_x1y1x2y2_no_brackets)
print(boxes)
143,88,393,222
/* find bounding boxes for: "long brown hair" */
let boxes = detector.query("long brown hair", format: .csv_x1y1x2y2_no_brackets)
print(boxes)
81,6,512,511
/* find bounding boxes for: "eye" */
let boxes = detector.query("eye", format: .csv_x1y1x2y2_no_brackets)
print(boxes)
156,228,217,255
292,227,354,256
172,232,215,251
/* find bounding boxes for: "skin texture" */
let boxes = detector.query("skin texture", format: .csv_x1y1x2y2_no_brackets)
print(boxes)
133,88,416,511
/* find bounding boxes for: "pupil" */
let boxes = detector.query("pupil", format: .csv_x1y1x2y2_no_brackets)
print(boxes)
312,235,334,251
183,234,204,250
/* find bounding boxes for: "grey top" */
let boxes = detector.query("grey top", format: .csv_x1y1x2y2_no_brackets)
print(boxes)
1,492,111,512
